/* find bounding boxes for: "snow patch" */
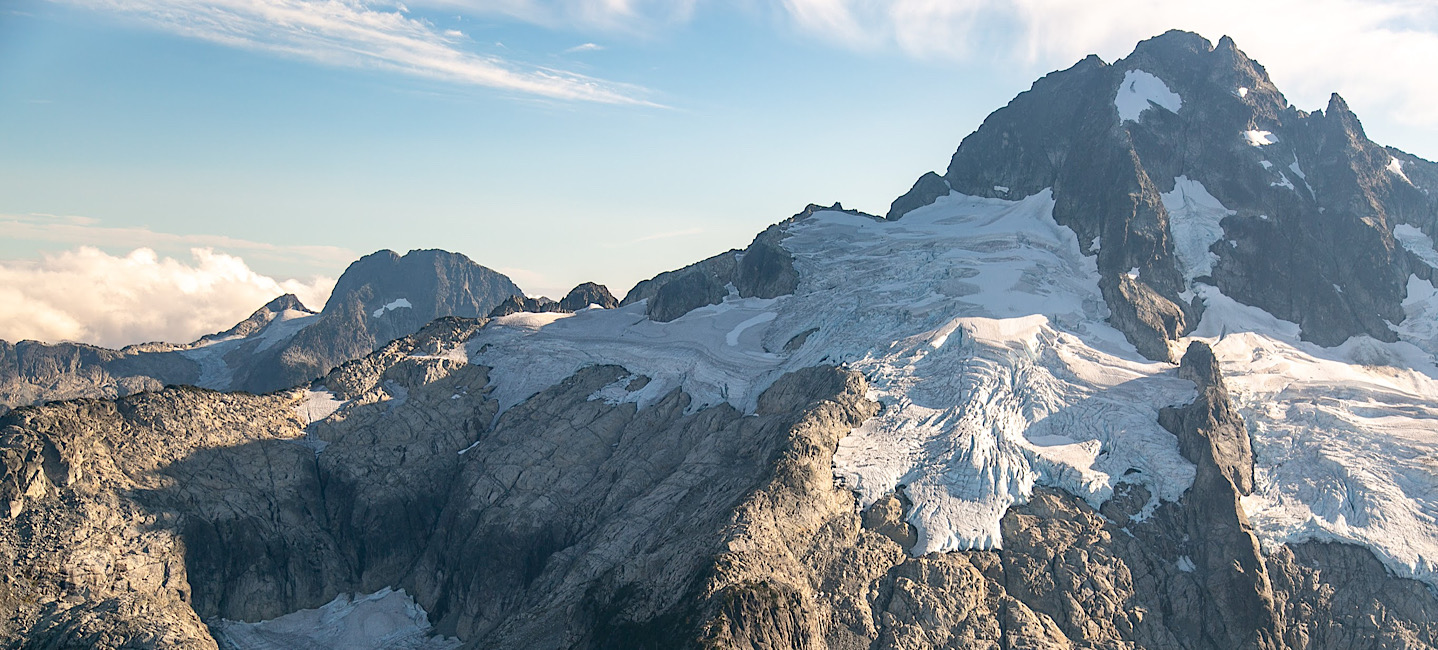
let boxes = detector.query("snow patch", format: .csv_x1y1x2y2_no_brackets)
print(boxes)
994,185,1010,194
1177,555,1196,572
211,587,459,650
296,388,346,426
372,298,413,318
1395,224,1438,269
1237,87,1249,98
1162,176,1235,282
1115,69,1182,123
1244,130,1279,147
1389,157,1412,184
1259,160,1273,170
1271,173,1295,191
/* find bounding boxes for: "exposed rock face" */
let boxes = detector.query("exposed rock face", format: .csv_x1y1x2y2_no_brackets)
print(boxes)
0,250,524,413
487,294,560,317
256,249,520,392
889,30,1438,358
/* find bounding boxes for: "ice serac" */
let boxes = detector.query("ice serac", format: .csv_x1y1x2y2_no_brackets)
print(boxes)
888,29,1438,358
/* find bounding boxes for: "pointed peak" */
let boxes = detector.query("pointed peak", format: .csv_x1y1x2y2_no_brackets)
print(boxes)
262,293,315,315
1130,29,1213,60
1327,92,1352,115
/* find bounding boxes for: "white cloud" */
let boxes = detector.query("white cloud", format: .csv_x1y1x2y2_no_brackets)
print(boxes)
564,42,604,53
775,0,1438,127
0,247,335,349
65,0,661,105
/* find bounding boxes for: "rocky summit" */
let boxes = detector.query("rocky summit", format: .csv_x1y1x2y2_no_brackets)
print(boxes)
4,31,1438,649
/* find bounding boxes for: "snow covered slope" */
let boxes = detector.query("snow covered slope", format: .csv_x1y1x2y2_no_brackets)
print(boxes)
466,190,1197,555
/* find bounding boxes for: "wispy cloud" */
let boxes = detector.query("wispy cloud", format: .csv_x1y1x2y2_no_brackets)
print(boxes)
412,0,700,34
63,0,661,105
1,212,357,272
0,246,335,348
563,42,604,53
624,226,703,244
775,0,1438,126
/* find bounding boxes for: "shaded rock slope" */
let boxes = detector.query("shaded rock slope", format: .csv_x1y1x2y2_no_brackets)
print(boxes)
0,249,523,414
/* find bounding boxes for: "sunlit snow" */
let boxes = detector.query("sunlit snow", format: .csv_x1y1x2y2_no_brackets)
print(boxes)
1115,69,1182,123
1244,130,1279,146
457,184,1438,587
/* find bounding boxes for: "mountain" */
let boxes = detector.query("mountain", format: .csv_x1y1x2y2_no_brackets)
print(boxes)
888,30,1436,359
4,31,1438,649
0,249,523,414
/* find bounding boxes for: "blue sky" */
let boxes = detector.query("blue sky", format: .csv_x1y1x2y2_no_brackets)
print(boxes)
4,0,1438,346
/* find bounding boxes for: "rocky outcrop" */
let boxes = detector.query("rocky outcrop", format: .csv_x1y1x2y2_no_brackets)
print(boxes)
487,294,560,317
622,207,831,322
889,30,1438,358
558,282,619,311
486,283,620,318
249,249,520,392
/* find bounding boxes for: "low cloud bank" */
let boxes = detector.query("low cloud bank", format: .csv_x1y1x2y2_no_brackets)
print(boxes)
0,247,335,349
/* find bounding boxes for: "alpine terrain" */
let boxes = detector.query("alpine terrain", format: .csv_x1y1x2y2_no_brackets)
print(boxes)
3,30,1438,649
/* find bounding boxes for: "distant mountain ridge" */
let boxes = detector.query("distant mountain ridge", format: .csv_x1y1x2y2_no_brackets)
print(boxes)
0,249,523,413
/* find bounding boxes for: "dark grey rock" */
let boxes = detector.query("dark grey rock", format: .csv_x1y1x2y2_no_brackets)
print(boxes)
557,283,618,312
646,269,729,322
